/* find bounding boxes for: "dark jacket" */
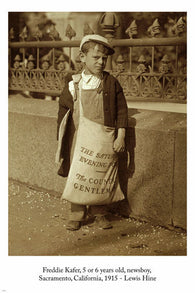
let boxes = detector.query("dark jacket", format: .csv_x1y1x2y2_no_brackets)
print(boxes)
57,71,128,177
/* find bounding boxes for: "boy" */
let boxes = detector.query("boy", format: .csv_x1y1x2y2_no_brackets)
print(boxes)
57,34,128,231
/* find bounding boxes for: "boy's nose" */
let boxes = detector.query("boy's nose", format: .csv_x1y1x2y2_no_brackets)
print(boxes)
98,57,104,65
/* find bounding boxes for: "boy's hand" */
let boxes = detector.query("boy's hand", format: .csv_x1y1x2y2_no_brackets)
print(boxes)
113,137,125,152
113,128,126,153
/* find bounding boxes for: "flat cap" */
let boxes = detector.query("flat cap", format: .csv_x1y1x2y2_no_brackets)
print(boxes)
80,34,115,55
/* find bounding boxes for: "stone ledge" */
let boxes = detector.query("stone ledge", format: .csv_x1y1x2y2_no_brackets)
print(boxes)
8,95,187,229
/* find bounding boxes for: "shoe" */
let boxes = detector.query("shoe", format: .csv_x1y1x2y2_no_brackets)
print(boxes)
95,216,113,229
66,221,81,231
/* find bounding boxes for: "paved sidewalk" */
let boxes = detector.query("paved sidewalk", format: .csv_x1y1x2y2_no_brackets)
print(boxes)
8,179,187,256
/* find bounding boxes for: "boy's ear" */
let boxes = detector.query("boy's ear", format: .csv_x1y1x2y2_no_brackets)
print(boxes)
79,51,86,63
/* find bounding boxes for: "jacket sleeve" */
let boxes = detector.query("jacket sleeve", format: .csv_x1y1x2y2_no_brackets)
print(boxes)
57,77,73,140
115,79,128,129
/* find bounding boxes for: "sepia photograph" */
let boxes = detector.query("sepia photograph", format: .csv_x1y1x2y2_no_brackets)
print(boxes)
1,5,193,292
8,11,187,257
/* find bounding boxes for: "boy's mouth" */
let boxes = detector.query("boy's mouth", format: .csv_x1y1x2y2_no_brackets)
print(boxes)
96,66,104,70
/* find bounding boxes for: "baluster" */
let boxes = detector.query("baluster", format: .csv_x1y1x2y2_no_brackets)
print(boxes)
33,26,42,69
13,55,21,69
57,55,66,71
175,46,179,73
19,26,28,68
83,23,94,36
65,24,76,70
47,24,60,70
151,47,154,73
147,18,161,73
9,28,15,69
171,16,186,37
125,19,137,72
100,12,119,71
136,55,147,74
37,48,40,69
27,55,35,70
170,17,186,96
52,48,55,69
116,55,125,72
173,17,186,73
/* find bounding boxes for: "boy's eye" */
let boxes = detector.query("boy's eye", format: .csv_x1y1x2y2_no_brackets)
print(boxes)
93,56,107,61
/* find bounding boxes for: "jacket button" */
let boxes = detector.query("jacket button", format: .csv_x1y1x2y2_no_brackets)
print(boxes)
105,92,108,96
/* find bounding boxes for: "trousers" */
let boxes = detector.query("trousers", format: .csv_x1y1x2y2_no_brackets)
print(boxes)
68,203,108,221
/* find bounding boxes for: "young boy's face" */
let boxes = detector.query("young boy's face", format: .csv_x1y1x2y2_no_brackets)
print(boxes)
80,44,108,76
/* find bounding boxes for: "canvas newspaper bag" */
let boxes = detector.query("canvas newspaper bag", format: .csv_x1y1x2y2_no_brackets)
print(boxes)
57,78,124,205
